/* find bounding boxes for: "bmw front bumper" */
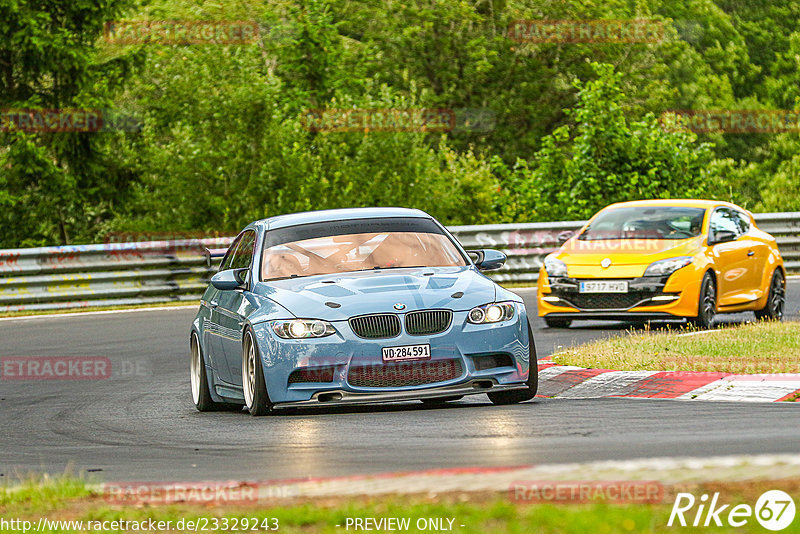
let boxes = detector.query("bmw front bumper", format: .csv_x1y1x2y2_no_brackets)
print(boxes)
252,308,532,405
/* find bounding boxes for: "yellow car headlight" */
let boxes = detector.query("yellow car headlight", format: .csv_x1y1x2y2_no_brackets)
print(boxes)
544,257,568,278
643,257,693,277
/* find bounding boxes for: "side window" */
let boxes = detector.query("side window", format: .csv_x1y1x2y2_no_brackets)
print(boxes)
734,211,751,234
709,208,740,237
230,230,256,270
218,235,243,272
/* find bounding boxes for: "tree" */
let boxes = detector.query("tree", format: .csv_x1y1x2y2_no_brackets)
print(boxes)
502,63,718,222
0,0,137,247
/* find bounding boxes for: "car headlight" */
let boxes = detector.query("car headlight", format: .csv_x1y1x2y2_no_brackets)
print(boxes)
271,319,336,339
643,257,693,277
544,257,568,278
467,302,515,324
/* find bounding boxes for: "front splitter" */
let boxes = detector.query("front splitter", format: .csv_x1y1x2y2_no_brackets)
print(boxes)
274,379,528,409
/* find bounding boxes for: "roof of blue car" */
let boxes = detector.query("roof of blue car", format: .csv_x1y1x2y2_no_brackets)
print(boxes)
254,207,432,230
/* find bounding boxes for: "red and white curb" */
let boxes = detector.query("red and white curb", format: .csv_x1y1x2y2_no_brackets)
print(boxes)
537,359,800,403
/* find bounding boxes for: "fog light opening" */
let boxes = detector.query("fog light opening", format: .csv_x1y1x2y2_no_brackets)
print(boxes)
318,392,343,403
473,380,493,390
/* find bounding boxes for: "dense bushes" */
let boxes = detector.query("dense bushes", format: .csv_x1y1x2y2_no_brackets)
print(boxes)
2,0,800,247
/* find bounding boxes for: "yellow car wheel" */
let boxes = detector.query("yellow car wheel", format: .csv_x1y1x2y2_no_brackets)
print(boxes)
755,270,786,321
689,272,716,329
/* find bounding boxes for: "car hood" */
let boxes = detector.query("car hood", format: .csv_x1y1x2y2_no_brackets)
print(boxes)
555,236,703,266
251,266,497,321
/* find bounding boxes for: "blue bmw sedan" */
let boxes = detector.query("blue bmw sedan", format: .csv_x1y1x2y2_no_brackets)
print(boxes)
190,208,537,415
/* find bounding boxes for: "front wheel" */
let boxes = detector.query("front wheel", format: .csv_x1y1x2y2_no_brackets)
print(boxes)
190,332,219,412
689,272,716,329
755,270,785,321
487,321,539,405
242,329,272,416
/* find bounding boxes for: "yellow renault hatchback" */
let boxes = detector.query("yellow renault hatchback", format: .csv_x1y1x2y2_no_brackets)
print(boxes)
537,200,785,328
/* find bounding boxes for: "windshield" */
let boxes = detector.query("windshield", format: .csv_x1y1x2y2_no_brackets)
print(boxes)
579,207,706,241
260,217,467,281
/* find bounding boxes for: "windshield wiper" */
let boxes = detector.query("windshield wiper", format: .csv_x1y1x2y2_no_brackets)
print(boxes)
264,274,312,282
264,265,435,282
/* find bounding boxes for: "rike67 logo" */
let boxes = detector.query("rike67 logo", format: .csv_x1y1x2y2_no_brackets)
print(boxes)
669,490,796,531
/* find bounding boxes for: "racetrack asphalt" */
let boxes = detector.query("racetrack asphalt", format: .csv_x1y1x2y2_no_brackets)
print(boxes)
0,282,797,482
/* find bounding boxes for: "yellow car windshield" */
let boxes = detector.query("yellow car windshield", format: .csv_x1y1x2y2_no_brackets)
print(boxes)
579,207,706,241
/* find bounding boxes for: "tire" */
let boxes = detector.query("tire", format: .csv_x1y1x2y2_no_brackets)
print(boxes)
420,396,464,405
487,320,539,405
689,272,716,329
544,317,572,328
190,332,219,412
242,329,272,416
754,270,785,321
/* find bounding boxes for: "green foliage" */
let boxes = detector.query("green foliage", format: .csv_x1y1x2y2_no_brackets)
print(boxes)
0,0,138,247
102,0,500,236
501,63,716,221
2,0,800,247
760,154,800,211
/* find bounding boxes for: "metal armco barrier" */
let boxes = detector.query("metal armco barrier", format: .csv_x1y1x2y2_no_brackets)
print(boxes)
0,213,798,312
0,239,232,313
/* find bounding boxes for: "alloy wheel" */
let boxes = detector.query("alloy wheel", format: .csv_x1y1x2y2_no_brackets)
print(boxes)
770,272,786,320
701,278,716,325
243,332,257,409
190,334,201,405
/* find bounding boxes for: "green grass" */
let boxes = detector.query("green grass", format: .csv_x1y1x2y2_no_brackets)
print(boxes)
552,321,800,374
0,475,91,515
3,477,799,533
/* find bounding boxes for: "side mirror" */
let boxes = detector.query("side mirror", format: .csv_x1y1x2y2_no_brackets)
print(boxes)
556,230,575,245
211,268,249,290
467,249,507,271
709,230,737,245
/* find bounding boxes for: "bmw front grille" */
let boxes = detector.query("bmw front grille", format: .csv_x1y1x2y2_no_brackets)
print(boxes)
349,314,402,339
405,310,452,335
